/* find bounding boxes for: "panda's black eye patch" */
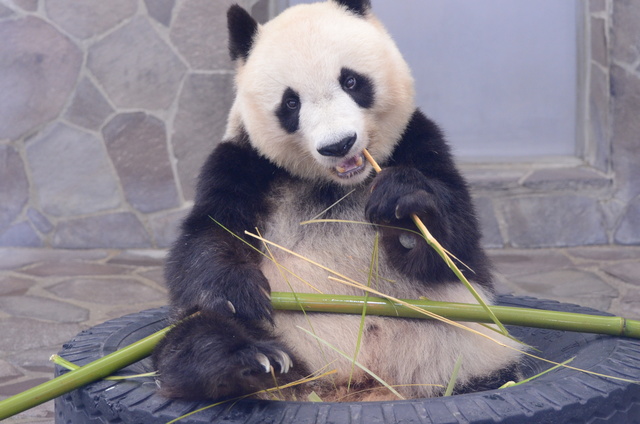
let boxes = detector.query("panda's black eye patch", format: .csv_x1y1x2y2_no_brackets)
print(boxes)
276,87,300,134
340,68,374,109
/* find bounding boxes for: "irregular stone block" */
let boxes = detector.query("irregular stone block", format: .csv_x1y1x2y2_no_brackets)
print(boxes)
0,296,89,323
611,65,640,201
103,112,179,213
603,260,640,286
64,77,114,130
616,288,640,320
45,0,136,39
0,17,81,140
147,207,189,247
27,208,53,234
522,167,612,191
172,73,235,199
52,213,152,249
489,249,573,277
0,276,34,296
611,0,640,65
138,268,165,286
0,221,42,247
0,145,28,232
0,378,51,398
13,0,37,12
0,317,81,351
0,4,14,17
588,64,609,172
589,0,606,13
0,360,22,384
25,123,121,217
144,0,175,26
590,17,607,67
568,245,640,261
508,268,617,311
473,196,503,248
0,248,109,270
615,196,640,245
9,347,58,373
88,16,186,110
107,250,165,267
47,277,166,305
23,261,129,278
500,195,607,247
170,0,234,70
251,0,270,24
461,166,526,191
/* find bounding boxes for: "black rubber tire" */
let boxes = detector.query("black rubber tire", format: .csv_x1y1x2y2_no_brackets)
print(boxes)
54,295,640,424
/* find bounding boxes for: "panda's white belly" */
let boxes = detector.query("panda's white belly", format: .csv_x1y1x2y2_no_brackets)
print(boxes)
259,180,521,399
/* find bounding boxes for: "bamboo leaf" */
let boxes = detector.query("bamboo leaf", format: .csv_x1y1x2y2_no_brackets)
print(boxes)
443,355,463,396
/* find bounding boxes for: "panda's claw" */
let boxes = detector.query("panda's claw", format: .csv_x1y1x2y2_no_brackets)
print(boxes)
275,350,292,373
255,352,271,373
227,301,236,314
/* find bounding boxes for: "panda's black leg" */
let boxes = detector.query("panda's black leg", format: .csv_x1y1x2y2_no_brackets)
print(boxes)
453,363,522,395
153,311,303,400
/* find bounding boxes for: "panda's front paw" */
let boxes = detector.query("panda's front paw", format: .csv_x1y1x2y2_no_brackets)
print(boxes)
198,266,273,323
365,167,439,225
153,311,296,400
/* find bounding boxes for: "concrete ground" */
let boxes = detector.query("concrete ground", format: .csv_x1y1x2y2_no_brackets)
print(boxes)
1,246,639,423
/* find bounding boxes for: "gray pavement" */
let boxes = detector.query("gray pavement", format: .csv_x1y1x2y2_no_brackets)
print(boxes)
1,246,639,423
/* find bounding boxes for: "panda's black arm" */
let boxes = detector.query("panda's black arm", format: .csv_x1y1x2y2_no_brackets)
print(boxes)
367,109,492,287
165,136,282,321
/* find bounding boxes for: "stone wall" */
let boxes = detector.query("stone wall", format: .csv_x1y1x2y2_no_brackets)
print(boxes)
0,0,265,248
0,0,638,249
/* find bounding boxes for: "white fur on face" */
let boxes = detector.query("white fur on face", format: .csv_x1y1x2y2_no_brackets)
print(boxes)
227,1,415,184
299,90,367,181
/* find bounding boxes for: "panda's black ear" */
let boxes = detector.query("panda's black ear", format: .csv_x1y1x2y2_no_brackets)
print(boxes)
228,5,258,61
333,0,371,16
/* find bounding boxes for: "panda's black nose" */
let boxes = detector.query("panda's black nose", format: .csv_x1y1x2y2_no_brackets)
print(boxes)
317,134,357,157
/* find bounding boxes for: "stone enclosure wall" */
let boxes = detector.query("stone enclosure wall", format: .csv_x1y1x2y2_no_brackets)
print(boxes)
0,0,639,249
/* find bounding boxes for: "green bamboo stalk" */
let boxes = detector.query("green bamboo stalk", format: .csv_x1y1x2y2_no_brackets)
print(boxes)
271,292,640,338
2,293,639,420
0,324,172,421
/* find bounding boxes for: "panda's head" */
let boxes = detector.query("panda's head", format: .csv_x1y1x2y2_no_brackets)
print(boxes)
225,0,415,185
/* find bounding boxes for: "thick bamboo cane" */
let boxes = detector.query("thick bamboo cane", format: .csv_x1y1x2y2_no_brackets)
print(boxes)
1,293,639,420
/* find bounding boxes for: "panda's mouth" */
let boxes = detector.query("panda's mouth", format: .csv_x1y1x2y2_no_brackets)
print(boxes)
334,153,366,179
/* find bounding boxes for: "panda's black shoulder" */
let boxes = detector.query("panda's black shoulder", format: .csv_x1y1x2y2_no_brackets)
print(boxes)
388,109,464,187
193,133,282,206
183,132,284,235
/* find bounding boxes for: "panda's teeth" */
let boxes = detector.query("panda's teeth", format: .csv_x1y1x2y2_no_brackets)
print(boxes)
335,153,366,178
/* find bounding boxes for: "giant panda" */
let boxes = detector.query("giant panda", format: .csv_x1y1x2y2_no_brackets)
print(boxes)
153,0,522,402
